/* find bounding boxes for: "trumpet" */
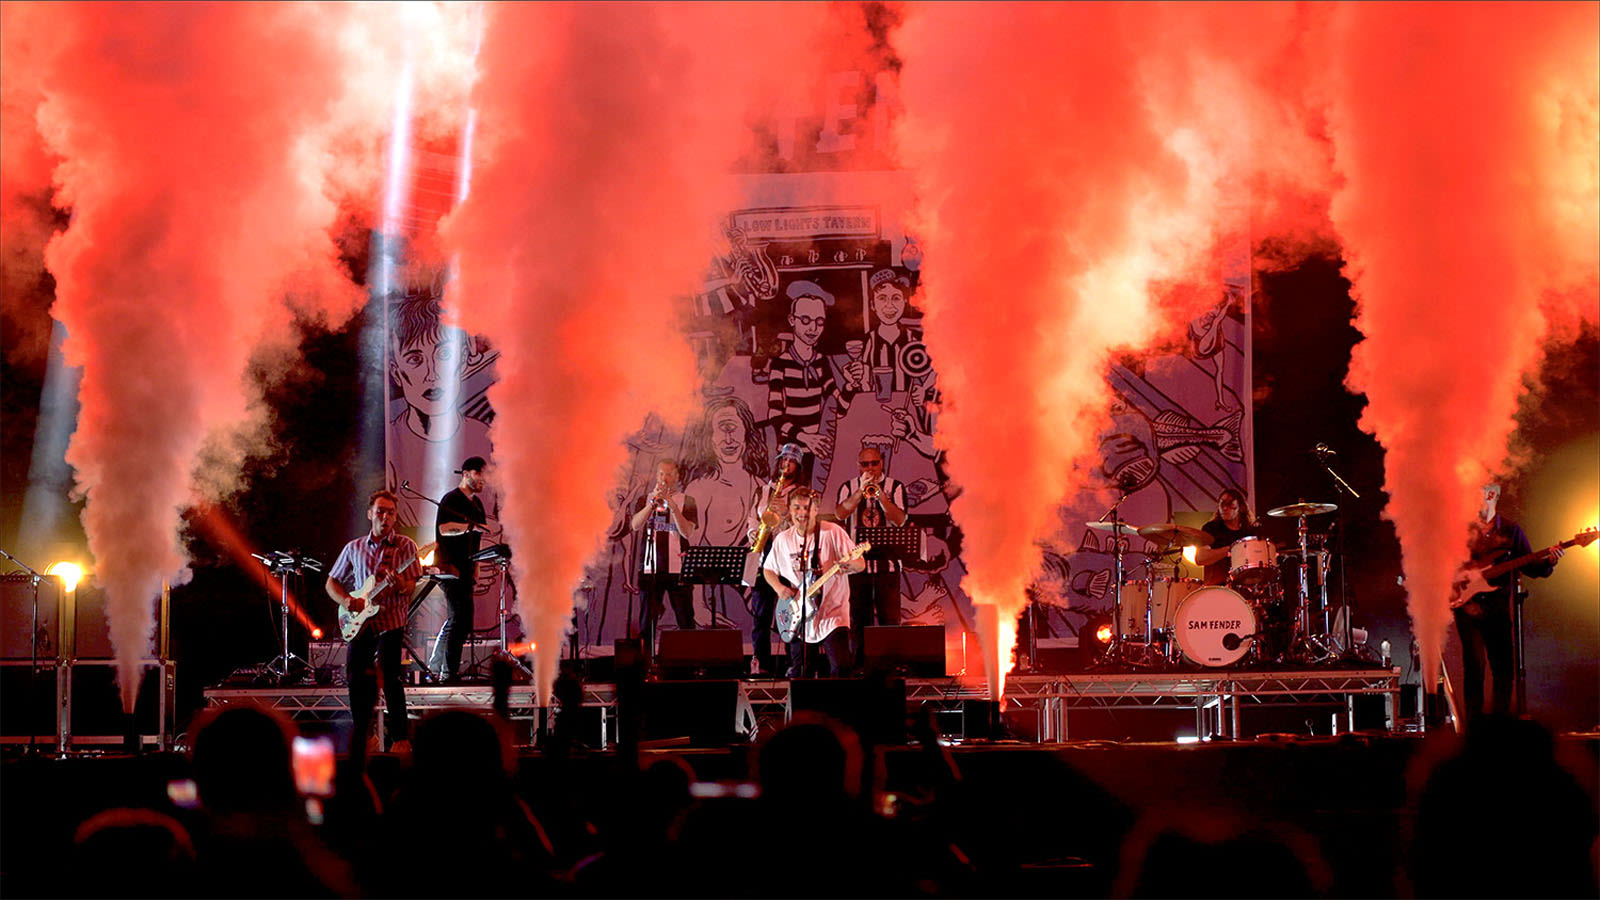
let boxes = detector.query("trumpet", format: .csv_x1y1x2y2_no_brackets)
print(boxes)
862,480,881,499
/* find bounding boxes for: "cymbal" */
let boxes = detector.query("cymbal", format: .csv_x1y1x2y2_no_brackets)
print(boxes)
1136,523,1213,547
1266,501,1338,518
1085,521,1142,537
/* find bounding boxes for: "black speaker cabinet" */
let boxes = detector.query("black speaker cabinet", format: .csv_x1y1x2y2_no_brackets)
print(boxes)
788,677,908,745
641,679,740,746
657,628,745,678
863,625,945,676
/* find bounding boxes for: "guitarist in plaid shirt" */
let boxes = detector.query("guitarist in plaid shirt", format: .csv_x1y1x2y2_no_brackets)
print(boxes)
326,490,422,757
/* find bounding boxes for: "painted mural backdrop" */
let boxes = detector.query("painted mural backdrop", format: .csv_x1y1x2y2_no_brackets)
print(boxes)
385,93,1250,671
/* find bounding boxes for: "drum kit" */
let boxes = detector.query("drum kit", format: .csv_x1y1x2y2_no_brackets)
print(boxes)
1089,500,1354,670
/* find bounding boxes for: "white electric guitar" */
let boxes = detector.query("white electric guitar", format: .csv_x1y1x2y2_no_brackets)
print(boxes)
775,542,871,643
337,541,437,642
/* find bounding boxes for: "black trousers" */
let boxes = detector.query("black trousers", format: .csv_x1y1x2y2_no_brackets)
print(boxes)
847,569,901,667
788,628,851,678
1455,597,1514,722
431,575,475,681
749,577,779,672
348,625,407,753
639,572,694,662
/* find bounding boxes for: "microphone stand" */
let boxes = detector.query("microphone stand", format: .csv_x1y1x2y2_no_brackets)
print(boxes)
0,548,48,757
399,481,442,509
1315,452,1362,661
1095,482,1137,668
798,524,818,678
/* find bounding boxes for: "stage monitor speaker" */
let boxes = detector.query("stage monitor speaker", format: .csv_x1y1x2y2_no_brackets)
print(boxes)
788,677,907,745
71,582,155,660
657,628,744,678
641,679,740,746
1,573,63,660
863,625,945,677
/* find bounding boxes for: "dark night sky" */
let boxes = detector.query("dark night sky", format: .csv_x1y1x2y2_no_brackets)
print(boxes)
2,251,1596,729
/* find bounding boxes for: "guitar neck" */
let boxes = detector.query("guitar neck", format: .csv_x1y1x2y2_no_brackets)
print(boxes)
1481,540,1570,580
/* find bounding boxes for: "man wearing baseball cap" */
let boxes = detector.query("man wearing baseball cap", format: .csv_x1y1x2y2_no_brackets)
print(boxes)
432,456,490,682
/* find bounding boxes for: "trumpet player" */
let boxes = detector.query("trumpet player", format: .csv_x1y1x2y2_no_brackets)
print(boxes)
746,443,805,675
630,459,698,669
835,445,907,669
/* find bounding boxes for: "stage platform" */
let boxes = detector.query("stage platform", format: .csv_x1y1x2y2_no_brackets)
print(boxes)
203,666,1406,746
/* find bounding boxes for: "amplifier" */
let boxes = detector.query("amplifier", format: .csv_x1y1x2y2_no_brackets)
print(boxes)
308,641,347,669
0,573,63,660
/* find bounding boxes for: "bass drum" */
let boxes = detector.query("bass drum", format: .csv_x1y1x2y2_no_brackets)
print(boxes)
1173,586,1258,667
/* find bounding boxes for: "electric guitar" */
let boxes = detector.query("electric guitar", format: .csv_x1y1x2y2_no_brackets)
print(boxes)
337,541,437,641
1448,527,1596,610
775,542,871,643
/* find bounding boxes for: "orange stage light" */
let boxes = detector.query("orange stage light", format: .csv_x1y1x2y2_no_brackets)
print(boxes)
1095,624,1113,644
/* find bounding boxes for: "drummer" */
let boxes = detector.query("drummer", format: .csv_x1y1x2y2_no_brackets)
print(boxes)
1193,488,1258,585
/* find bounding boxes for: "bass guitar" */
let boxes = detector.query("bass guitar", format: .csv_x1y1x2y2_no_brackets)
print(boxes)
337,541,437,641
775,542,871,643
1448,527,1596,610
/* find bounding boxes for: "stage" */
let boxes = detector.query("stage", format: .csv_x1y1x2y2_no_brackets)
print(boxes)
201,667,1407,747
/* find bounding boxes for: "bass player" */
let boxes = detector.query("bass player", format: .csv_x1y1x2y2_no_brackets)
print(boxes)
1453,483,1564,724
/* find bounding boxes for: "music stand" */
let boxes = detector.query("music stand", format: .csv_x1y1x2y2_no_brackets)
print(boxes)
681,546,749,586
857,525,919,563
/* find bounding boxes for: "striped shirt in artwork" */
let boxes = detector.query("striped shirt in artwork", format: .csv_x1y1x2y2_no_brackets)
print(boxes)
767,346,844,441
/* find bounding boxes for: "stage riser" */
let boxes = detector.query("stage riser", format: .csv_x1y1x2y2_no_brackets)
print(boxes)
204,669,1404,749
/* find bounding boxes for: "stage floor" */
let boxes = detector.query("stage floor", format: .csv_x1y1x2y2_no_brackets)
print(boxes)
203,666,1406,746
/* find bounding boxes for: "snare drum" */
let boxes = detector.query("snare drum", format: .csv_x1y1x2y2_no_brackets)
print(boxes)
1228,536,1279,587
1173,586,1258,667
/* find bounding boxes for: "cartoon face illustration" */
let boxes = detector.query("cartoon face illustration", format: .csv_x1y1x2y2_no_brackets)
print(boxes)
871,282,907,327
711,404,746,467
392,328,466,418
789,295,827,350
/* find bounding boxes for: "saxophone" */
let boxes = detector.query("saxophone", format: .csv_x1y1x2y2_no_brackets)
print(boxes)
749,472,790,555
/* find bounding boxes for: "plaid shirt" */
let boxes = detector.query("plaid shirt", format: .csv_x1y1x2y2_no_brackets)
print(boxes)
329,531,421,635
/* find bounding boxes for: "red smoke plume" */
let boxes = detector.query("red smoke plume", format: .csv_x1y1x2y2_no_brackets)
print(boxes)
9,3,437,707
443,3,825,701
1,2,62,366
891,4,1308,698
1326,3,1599,686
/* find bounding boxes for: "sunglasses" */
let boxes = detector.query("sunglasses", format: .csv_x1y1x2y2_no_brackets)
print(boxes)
859,459,882,467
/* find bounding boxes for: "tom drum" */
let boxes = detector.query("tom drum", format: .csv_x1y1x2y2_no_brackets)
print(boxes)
1228,536,1279,587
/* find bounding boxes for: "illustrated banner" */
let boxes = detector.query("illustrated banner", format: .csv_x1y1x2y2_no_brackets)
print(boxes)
383,171,1250,671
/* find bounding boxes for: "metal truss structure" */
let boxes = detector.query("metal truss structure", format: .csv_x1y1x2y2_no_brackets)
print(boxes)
204,667,1401,746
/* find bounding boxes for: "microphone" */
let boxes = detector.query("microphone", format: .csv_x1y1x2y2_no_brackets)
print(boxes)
1313,443,1336,458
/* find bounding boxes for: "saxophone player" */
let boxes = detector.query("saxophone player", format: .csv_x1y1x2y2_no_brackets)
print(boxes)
746,443,805,675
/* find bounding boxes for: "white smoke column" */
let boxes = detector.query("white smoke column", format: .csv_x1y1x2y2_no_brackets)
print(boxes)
15,3,475,707
1325,3,1599,687
890,4,1272,699
443,3,824,701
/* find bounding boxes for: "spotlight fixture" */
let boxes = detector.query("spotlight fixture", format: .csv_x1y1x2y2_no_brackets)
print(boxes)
47,561,84,593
